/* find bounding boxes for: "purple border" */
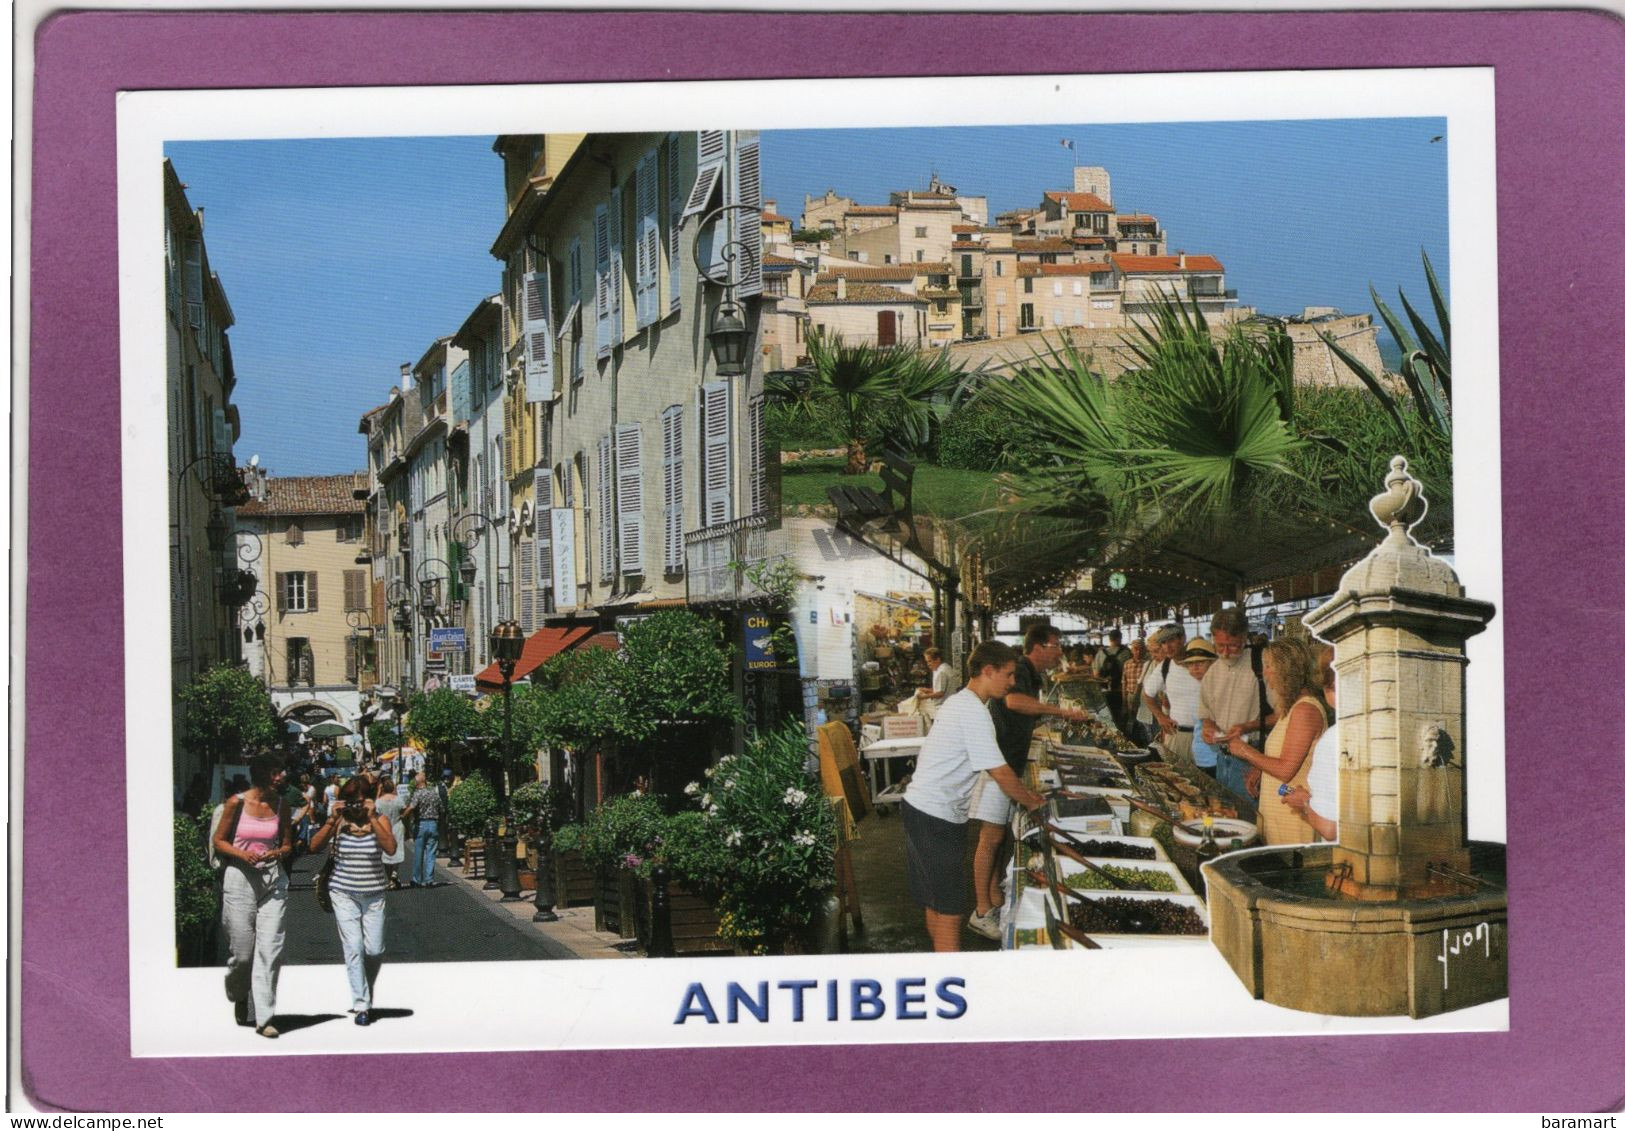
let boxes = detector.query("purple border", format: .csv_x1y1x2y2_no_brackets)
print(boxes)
27,9,1625,1112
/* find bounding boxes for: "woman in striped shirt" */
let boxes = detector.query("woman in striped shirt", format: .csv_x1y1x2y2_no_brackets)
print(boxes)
310,776,397,1026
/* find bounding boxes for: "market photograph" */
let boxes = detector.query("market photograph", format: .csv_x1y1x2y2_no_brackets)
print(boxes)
164,113,1505,1040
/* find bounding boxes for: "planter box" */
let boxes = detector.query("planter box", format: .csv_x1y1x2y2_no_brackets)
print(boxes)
518,868,537,892
633,877,731,957
462,837,486,879
553,849,595,907
593,868,637,938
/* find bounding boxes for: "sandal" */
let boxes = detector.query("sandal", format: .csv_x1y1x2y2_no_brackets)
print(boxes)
256,1023,280,1039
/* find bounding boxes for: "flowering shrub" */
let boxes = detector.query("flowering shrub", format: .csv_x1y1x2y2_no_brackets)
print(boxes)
508,780,572,838
687,724,837,954
446,772,499,838
572,791,666,875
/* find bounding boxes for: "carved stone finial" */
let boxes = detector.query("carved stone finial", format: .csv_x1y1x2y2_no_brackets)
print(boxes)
1370,455,1428,544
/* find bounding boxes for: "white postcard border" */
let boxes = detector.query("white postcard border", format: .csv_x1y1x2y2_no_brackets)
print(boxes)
119,67,1504,1057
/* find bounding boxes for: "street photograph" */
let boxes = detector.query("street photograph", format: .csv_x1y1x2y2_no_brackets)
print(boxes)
137,68,1508,1057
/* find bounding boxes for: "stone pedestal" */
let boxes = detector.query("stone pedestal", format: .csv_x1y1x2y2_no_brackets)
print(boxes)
1303,457,1495,900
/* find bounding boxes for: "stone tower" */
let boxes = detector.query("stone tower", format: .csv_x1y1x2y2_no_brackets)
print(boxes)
1303,456,1496,899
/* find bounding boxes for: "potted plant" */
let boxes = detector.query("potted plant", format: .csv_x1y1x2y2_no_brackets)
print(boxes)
447,771,498,875
173,808,220,966
548,822,596,907
628,810,733,956
685,724,839,956
508,780,570,890
573,791,665,938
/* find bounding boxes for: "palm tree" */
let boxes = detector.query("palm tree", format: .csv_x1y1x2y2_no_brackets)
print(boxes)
1318,249,1452,446
801,328,899,474
789,329,972,474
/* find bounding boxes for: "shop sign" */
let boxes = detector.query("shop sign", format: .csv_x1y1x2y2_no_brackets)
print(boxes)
447,674,476,693
429,626,467,653
743,614,785,671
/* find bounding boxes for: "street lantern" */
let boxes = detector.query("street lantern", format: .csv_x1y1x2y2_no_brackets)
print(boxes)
392,603,411,633
490,619,525,676
205,508,228,554
458,553,478,591
707,298,750,377
418,578,438,617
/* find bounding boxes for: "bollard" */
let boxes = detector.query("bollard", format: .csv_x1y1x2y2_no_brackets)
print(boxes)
483,821,501,890
532,834,559,922
648,864,675,958
497,833,523,902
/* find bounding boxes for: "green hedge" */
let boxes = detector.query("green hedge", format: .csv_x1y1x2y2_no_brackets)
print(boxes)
934,393,1051,472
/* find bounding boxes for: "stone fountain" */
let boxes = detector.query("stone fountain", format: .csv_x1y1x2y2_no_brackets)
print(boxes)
1203,457,1507,1018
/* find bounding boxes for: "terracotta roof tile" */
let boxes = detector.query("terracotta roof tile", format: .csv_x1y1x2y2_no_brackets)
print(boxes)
845,205,898,215
1111,253,1224,273
760,211,790,223
1017,261,1114,276
816,263,950,282
1014,238,1075,254
236,473,368,517
763,253,799,268
1045,191,1115,212
1116,214,1158,224
1073,236,1107,246
806,283,926,305
951,224,979,233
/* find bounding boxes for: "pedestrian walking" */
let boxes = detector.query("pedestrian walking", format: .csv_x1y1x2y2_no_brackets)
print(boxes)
213,752,294,1039
309,776,398,1026
403,771,445,887
374,776,407,890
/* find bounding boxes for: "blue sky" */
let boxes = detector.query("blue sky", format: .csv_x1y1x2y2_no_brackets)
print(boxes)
167,118,1446,477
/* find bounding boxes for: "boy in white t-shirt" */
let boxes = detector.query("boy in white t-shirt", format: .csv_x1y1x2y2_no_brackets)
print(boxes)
902,640,1047,952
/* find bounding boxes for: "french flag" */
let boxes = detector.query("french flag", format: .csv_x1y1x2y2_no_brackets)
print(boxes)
1060,139,1074,150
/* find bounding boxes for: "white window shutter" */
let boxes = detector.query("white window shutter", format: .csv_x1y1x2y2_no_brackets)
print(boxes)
536,503,553,592
608,186,624,349
662,405,684,573
594,204,613,359
683,130,725,218
729,131,763,298
700,381,733,527
634,149,660,330
523,269,552,402
212,407,230,456
749,394,767,518
615,424,644,574
519,537,535,632
597,435,614,582
185,237,204,329
665,134,683,315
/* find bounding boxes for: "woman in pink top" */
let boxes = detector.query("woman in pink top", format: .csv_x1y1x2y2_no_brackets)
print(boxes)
213,752,293,1038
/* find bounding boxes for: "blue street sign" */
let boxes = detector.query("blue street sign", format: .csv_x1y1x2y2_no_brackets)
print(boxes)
429,626,467,653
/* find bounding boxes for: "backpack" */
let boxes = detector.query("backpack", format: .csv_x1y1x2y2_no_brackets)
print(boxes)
207,793,245,872
1097,645,1124,689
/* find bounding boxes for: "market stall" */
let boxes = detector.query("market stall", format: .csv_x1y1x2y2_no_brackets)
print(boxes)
998,712,1260,950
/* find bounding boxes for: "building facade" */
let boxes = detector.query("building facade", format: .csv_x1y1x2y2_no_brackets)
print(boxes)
166,159,248,784
235,474,373,735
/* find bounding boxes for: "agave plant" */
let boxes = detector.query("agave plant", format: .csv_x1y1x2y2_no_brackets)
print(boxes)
1318,249,1452,445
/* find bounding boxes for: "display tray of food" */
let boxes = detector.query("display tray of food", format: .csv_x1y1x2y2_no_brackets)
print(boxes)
1061,891,1210,941
1015,832,1169,869
1054,718,1140,754
1047,855,1195,896
1056,764,1135,793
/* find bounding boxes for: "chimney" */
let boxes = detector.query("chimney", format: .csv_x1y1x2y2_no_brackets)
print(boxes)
399,362,413,392
763,198,776,214
1179,253,1187,270
836,276,847,300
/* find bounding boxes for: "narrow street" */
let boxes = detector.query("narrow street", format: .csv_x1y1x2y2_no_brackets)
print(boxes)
238,841,578,965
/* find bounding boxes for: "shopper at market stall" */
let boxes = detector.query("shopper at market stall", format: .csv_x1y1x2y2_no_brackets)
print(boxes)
1224,636,1328,845
1092,629,1132,730
1200,608,1275,798
902,640,1048,952
1121,638,1152,744
914,646,959,725
971,626,1091,940
1142,626,1202,774
1282,643,1340,842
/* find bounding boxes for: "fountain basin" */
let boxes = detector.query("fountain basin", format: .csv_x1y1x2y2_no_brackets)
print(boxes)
1204,842,1507,1018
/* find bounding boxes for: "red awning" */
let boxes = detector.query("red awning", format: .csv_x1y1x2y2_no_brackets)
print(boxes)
473,625,597,692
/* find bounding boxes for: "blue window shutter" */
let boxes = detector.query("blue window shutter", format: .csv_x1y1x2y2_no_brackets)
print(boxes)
608,187,624,348
666,134,683,315
729,131,763,298
523,269,552,402
634,149,660,330
594,205,612,359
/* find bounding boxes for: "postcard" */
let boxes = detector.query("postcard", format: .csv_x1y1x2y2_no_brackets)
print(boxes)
118,65,1507,1060
23,5,1624,1114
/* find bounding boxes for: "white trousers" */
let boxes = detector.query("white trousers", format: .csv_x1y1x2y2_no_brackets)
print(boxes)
332,889,386,1011
221,864,287,1025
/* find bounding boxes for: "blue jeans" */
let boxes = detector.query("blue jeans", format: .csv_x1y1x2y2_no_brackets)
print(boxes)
1216,748,1252,797
412,819,439,885
332,889,386,1011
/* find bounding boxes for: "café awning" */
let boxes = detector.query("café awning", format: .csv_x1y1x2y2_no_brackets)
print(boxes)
473,625,598,692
